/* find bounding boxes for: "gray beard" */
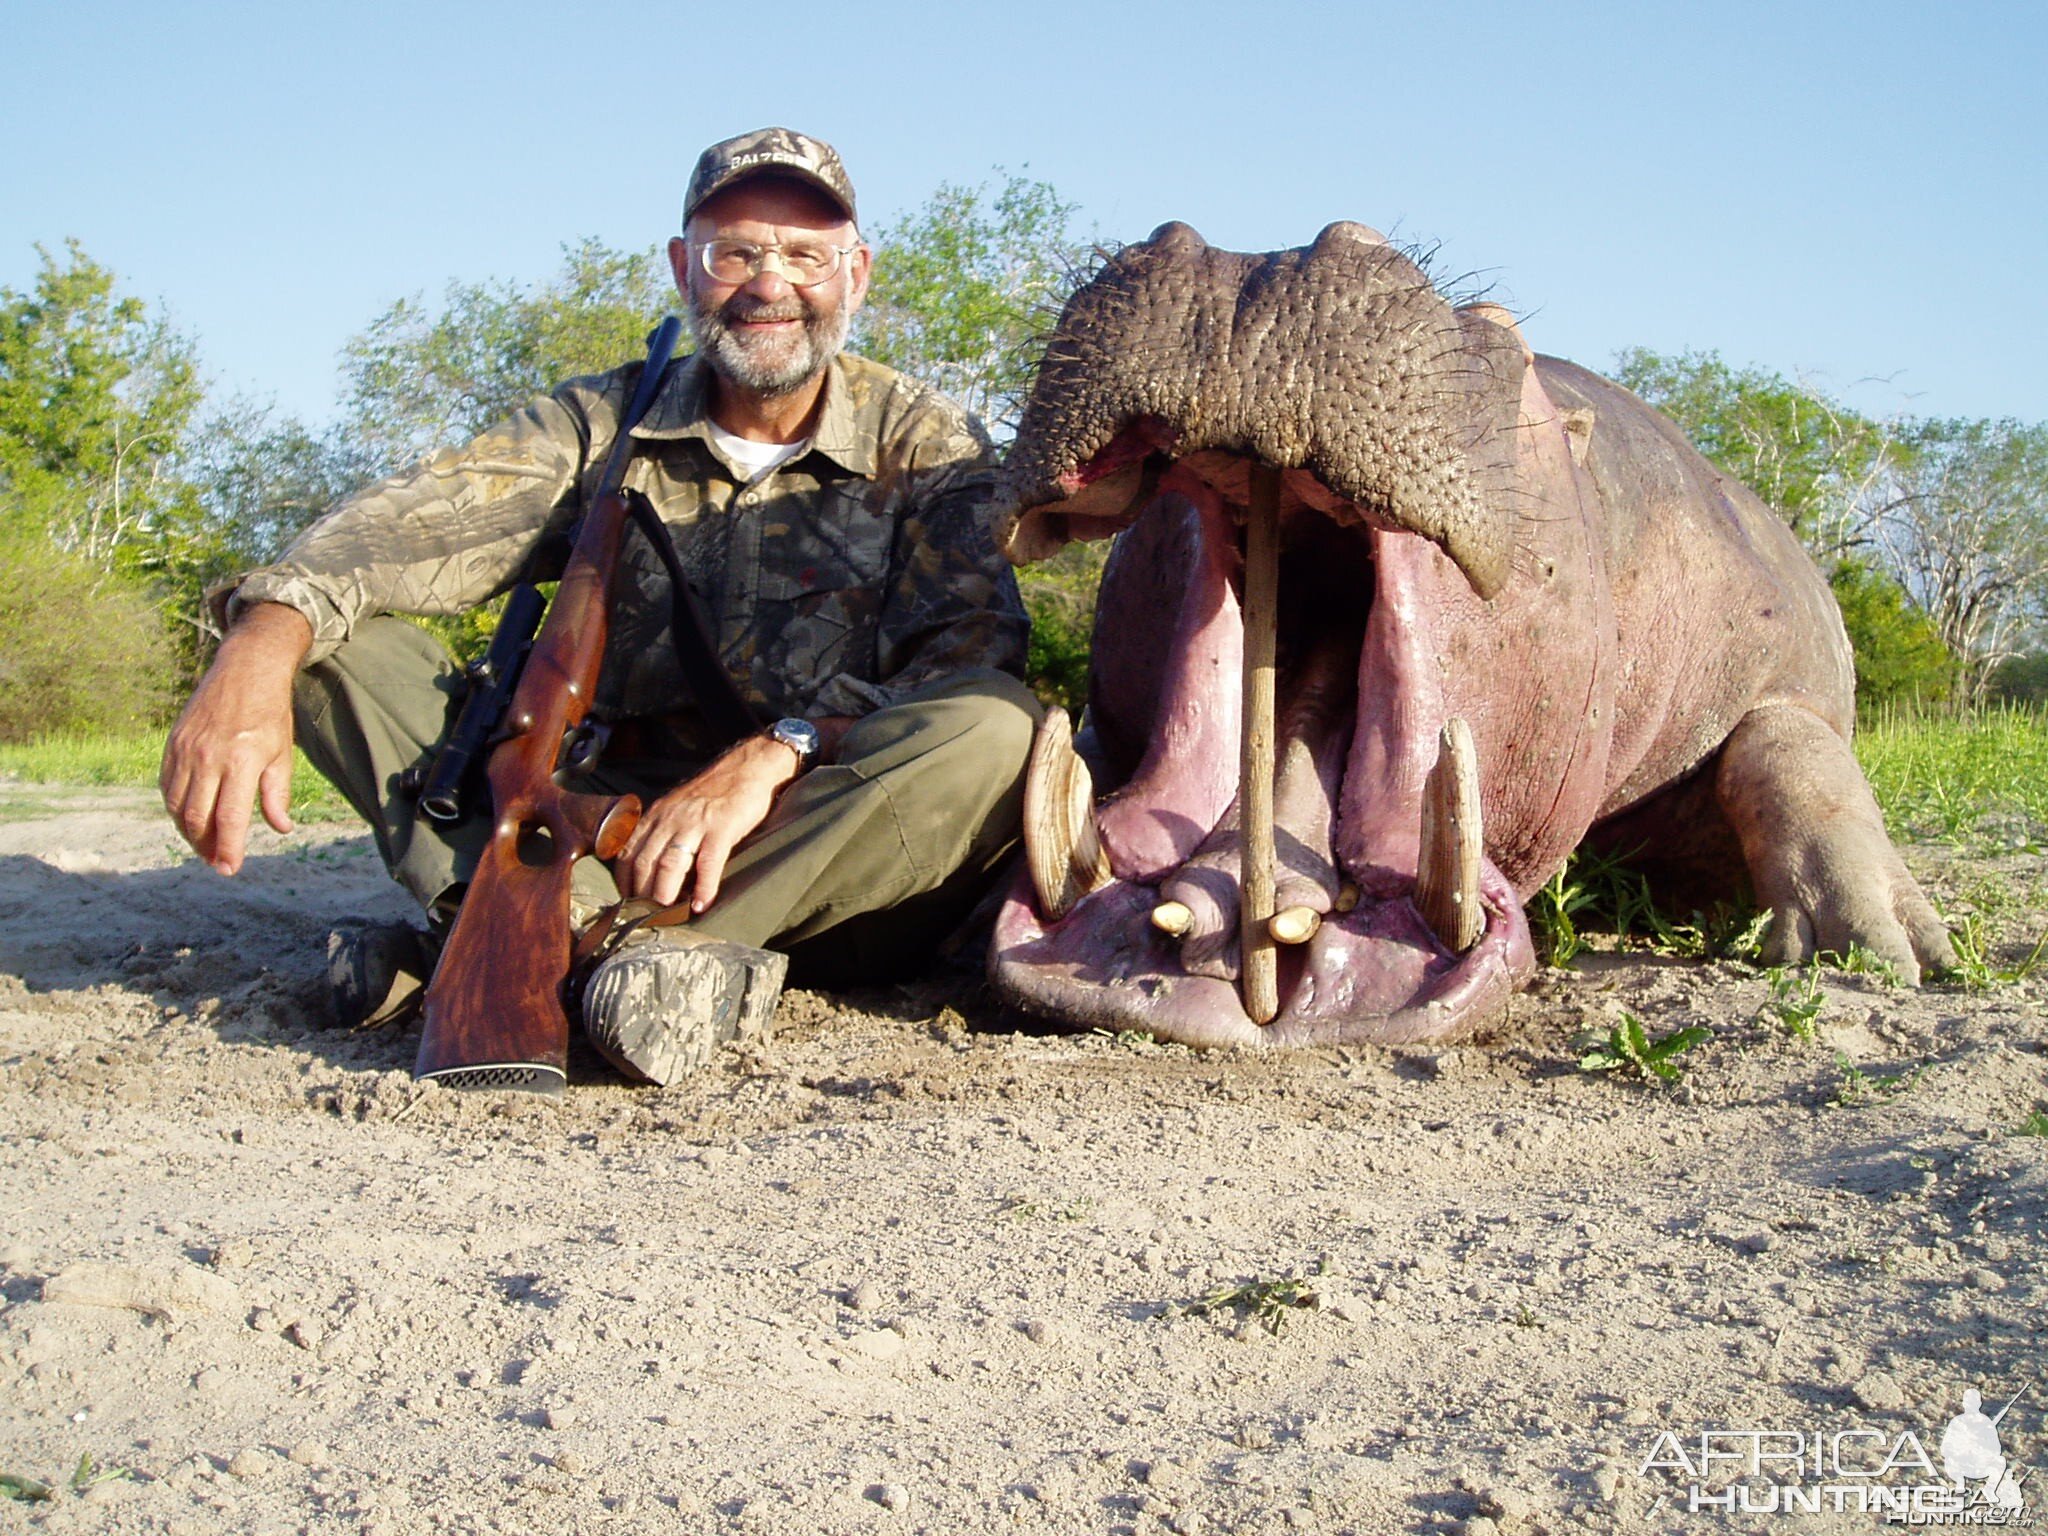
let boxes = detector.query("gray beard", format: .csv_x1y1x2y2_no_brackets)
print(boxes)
686,285,851,399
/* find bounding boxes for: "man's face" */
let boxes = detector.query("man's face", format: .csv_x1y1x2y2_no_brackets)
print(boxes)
670,178,871,400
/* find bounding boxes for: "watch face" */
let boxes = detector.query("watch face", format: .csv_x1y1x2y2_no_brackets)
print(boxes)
773,718,820,761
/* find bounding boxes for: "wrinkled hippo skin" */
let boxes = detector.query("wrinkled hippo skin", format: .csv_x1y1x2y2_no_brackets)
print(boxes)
988,220,1953,1048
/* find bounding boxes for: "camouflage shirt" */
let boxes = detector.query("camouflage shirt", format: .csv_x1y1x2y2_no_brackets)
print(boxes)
229,350,1029,735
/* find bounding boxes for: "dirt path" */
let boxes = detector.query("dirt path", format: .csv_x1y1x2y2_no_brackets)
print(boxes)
1,785,2042,1534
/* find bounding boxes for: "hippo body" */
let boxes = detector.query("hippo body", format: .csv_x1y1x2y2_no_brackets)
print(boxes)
989,222,1950,1048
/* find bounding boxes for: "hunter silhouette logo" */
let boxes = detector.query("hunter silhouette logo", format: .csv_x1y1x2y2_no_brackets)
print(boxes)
1941,1388,2029,1518
1636,1381,2033,1523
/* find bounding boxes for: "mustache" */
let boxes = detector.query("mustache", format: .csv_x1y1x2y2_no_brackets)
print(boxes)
721,295,809,325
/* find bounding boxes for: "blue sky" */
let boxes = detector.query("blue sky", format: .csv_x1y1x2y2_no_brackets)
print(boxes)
5,0,2043,429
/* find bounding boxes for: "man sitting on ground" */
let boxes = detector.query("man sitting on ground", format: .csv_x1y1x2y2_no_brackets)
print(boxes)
160,127,1039,1084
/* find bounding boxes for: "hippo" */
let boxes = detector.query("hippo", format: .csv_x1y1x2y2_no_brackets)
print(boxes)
987,220,1953,1049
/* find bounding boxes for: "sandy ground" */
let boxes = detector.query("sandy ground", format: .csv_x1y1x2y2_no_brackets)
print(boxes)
0,783,2043,1536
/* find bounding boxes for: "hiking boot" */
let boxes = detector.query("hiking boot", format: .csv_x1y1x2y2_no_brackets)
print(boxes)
326,921,432,1030
579,929,784,1086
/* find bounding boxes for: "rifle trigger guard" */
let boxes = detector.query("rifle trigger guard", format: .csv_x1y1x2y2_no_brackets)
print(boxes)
561,720,612,776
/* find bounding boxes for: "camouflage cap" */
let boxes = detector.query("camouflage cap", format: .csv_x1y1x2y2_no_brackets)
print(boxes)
683,127,858,228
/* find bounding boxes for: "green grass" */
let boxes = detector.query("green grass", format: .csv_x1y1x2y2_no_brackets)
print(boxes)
0,729,352,821
1856,703,2048,850
1576,1013,1713,1084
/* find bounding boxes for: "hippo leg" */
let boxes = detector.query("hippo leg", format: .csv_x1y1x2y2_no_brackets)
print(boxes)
1714,705,1955,983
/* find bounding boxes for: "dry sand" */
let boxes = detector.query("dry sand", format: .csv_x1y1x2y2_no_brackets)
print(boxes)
0,783,2043,1534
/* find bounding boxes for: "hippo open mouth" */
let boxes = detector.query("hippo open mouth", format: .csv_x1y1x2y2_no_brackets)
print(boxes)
992,441,1537,1048
987,218,1954,1046
986,220,1569,1047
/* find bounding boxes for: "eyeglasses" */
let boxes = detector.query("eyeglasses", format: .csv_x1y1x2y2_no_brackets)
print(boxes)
693,237,860,287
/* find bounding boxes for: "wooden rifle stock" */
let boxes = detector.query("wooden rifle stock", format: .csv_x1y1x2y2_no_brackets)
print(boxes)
414,317,683,1093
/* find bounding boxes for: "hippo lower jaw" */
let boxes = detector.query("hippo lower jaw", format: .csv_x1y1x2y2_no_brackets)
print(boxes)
990,450,1538,1048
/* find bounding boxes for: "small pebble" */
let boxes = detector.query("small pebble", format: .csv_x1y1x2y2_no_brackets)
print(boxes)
286,1318,323,1351
225,1447,267,1479
552,1451,584,1476
544,1404,578,1430
842,1329,904,1361
208,1239,252,1272
1022,1319,1054,1346
287,1439,330,1469
1854,1372,1907,1412
1967,1267,2007,1293
870,1482,909,1512
1477,1485,1532,1527
848,1279,883,1312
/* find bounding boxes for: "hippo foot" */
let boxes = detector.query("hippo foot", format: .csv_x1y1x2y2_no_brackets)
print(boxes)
1717,705,1956,984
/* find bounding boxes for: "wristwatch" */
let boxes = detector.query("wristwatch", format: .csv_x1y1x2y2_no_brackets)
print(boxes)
766,717,821,768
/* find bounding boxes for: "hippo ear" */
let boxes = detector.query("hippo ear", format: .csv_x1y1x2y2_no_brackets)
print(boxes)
1311,220,1389,250
1146,221,1209,256
1456,302,1534,366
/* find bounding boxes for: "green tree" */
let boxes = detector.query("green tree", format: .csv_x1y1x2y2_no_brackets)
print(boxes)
339,237,672,475
1827,560,1951,709
0,240,204,574
857,172,1092,436
0,242,204,728
1875,417,2048,706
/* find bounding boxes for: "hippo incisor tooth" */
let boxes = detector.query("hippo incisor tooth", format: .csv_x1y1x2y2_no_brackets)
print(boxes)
1269,906,1321,946
1415,717,1483,952
1151,900,1193,938
1024,706,1111,922
1333,882,1361,914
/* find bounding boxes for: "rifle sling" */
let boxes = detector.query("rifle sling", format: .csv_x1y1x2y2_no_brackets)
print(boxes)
617,488,764,748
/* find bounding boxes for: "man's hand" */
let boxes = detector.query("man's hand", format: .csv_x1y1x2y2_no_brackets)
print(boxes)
160,603,313,876
615,734,807,913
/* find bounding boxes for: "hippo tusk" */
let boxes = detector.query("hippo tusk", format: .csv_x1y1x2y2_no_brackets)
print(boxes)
1151,900,1193,937
1023,706,1111,921
1415,717,1483,952
1269,905,1321,945
1333,881,1360,914
1239,461,1283,1024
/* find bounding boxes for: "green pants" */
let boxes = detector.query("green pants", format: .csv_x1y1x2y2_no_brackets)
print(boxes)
293,617,1040,982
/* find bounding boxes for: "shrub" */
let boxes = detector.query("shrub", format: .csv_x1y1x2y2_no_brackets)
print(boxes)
0,520,174,741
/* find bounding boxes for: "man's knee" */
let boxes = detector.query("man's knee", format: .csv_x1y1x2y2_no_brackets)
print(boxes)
840,669,1041,787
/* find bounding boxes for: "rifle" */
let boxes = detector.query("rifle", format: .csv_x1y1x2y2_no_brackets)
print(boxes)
413,316,683,1094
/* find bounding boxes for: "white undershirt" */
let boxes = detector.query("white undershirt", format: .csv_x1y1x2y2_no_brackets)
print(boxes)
710,423,811,480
